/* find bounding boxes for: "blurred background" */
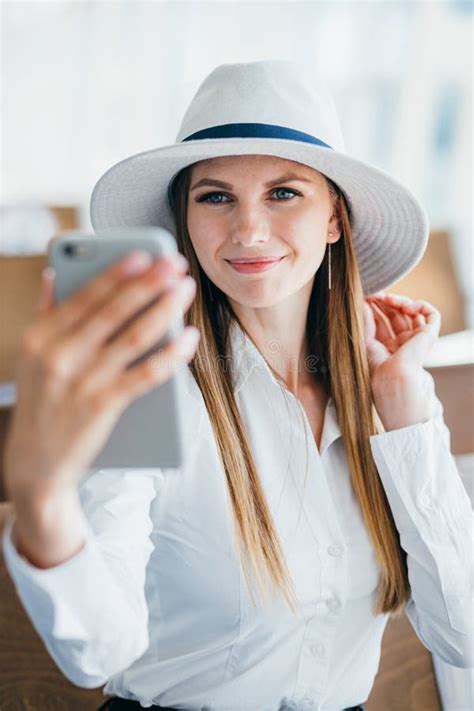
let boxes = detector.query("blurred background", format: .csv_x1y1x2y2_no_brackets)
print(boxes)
0,1,473,709
1,0,473,317
1,1,472,319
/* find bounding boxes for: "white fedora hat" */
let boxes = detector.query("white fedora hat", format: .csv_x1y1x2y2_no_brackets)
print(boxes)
90,59,429,296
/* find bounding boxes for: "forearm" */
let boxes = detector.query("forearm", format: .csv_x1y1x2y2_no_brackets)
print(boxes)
369,406,474,668
11,486,88,569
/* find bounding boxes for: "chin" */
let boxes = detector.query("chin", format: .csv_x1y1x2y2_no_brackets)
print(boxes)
228,292,285,309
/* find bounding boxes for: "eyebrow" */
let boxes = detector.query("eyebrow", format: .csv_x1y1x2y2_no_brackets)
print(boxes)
190,172,314,192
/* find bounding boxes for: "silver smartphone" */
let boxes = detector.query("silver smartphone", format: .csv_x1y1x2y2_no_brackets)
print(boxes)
48,226,187,469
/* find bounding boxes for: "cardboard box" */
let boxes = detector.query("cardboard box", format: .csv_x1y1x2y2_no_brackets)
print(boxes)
0,254,47,382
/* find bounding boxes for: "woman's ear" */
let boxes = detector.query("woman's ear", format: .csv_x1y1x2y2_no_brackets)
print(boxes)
328,212,342,242
328,225,341,243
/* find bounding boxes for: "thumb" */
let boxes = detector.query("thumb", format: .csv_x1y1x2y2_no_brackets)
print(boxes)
363,302,389,373
365,337,389,374
36,266,55,315
362,301,375,342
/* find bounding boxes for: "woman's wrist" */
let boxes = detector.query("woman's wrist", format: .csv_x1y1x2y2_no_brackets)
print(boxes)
9,485,87,569
372,369,436,431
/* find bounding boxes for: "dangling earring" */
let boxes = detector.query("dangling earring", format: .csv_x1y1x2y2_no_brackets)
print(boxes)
328,234,332,290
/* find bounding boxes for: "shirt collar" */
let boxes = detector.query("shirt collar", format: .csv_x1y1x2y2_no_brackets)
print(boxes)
229,319,266,393
228,320,342,454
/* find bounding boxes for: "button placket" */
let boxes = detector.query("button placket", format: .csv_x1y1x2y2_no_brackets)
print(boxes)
296,613,332,695
286,391,348,551
315,600,328,616
418,491,432,508
309,642,326,658
288,406,349,706
326,597,341,612
405,450,418,465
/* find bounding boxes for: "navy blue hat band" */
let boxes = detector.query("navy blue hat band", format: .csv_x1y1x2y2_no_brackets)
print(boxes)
167,122,333,210
182,122,333,149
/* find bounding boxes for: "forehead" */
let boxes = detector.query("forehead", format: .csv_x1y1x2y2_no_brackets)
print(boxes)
190,154,323,183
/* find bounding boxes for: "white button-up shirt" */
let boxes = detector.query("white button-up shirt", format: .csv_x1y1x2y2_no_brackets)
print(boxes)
2,320,473,711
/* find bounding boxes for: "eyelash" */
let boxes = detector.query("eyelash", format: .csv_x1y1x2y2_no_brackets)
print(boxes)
195,187,301,204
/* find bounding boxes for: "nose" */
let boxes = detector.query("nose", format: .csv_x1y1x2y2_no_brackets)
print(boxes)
230,207,271,247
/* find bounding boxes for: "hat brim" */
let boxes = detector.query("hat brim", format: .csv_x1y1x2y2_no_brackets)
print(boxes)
90,138,429,296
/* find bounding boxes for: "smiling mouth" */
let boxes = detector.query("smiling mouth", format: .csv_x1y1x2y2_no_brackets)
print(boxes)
226,257,286,263
226,257,286,274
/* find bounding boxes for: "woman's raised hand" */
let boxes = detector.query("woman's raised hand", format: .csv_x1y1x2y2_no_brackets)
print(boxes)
4,250,200,504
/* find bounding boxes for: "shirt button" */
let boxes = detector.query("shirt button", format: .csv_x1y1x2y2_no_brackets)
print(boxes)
327,544,343,557
326,597,341,611
405,450,418,465
418,492,431,508
310,642,326,658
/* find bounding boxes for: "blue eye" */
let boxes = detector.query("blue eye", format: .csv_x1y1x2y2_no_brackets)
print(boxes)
197,192,229,204
272,188,298,200
196,187,299,204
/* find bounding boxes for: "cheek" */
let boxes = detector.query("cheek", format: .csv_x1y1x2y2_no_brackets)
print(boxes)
280,208,325,244
187,212,221,259
188,232,226,284
285,224,326,265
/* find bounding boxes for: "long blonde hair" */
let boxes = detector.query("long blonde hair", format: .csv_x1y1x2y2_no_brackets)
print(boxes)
167,159,410,616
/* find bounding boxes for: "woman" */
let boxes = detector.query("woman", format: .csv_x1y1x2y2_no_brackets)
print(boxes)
3,60,472,711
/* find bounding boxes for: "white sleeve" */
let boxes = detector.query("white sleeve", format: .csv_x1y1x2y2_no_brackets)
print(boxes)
1,468,161,688
369,396,474,669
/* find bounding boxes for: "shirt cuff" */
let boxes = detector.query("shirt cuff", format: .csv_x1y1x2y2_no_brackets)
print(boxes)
2,510,110,641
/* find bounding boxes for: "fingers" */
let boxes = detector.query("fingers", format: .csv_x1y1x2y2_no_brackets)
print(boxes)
79,276,197,394
370,292,430,317
36,267,55,316
366,293,441,347
37,251,151,341
35,250,188,347
366,298,397,343
367,294,426,334
106,325,201,409
381,303,413,333
49,258,191,376
411,298,441,336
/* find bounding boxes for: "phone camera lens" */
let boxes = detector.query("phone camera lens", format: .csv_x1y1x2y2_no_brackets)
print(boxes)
63,243,76,257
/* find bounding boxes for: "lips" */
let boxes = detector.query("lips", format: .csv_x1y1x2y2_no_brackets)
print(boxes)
226,257,285,264
226,257,286,274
